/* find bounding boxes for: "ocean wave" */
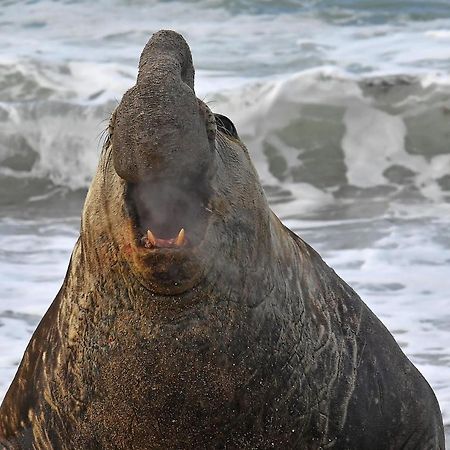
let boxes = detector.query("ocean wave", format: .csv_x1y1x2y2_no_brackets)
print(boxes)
1,70,450,203
0,99,115,189
214,70,450,202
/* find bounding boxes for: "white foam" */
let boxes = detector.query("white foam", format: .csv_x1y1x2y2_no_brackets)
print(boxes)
342,107,406,187
341,102,450,201
425,29,450,40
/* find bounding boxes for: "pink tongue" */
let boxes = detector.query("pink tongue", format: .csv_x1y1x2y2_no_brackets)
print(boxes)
155,237,177,247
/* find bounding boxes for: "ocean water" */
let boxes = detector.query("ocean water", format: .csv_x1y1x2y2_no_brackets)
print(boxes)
0,0,449,443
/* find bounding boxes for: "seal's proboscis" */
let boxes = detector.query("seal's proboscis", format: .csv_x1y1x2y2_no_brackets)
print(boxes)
0,30,445,450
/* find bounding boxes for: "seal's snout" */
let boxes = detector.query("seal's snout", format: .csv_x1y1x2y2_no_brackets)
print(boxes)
111,29,215,186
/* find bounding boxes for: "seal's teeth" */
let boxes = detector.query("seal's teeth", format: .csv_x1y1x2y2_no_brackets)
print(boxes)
147,229,156,246
175,228,185,247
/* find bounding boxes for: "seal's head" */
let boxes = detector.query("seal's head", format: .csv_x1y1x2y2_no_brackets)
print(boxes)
83,30,273,296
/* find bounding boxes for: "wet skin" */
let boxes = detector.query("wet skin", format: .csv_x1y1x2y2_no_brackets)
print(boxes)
0,30,445,449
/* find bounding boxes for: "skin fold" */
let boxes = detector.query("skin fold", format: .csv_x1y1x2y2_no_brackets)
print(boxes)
0,30,445,450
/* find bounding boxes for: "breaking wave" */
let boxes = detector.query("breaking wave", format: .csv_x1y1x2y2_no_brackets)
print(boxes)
1,68,449,208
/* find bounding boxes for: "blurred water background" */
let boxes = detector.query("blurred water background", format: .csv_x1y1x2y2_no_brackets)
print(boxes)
0,0,449,442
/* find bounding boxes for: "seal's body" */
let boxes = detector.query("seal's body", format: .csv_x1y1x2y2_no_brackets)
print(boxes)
0,31,444,449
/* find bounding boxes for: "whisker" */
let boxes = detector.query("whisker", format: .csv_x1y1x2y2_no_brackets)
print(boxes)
96,126,110,150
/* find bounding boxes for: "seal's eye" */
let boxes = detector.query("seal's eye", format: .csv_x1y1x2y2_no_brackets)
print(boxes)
215,114,239,139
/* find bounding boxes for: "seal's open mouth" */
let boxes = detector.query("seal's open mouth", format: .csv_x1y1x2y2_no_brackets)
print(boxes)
126,180,212,250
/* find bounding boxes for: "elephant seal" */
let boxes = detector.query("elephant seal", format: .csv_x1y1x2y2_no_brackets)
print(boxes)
0,30,445,449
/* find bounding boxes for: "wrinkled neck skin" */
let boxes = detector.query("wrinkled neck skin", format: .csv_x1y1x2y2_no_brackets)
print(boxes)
50,132,315,448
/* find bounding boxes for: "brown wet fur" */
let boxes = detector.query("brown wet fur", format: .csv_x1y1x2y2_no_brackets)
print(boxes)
0,30,445,449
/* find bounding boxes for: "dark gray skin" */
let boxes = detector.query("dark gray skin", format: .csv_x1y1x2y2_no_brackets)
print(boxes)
0,30,445,450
